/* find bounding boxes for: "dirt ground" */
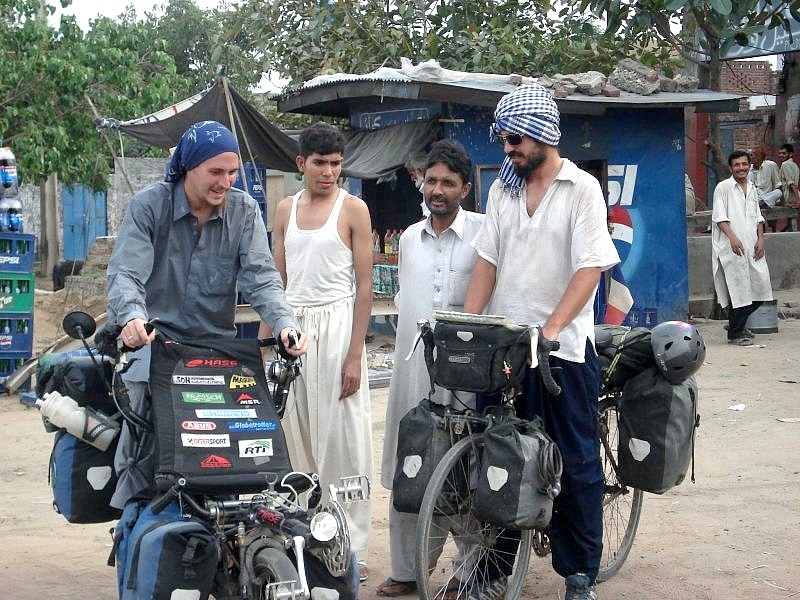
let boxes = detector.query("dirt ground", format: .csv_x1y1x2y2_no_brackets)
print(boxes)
0,291,798,599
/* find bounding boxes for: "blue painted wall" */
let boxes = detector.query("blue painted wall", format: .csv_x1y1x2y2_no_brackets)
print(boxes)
353,100,689,323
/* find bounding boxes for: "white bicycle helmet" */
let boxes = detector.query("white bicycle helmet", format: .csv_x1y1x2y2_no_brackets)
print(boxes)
650,321,706,384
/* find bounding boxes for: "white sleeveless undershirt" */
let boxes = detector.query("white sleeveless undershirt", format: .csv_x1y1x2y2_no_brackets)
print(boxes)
284,188,355,307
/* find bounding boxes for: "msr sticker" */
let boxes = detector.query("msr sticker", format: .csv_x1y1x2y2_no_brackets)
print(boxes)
172,374,226,386
196,408,258,419
181,433,230,447
227,420,277,432
236,393,260,405
185,358,239,368
229,375,257,389
181,420,217,431
200,454,232,469
181,391,226,404
238,439,273,457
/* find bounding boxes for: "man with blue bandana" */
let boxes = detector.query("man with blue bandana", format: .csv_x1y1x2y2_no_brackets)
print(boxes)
465,84,620,600
106,120,307,509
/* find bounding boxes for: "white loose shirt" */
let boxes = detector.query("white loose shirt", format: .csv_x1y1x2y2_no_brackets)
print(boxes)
471,158,619,364
380,208,484,489
711,176,773,309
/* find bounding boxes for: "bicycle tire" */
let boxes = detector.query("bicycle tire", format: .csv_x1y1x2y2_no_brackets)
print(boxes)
248,548,301,600
597,401,644,582
415,434,533,600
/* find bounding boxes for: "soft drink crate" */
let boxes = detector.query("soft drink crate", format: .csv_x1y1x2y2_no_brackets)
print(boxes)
0,271,34,312
0,312,33,353
0,350,31,393
0,233,35,272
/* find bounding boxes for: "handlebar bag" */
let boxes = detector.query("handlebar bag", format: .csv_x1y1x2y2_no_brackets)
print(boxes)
618,367,699,494
392,399,468,514
472,413,562,530
433,322,531,393
148,336,293,494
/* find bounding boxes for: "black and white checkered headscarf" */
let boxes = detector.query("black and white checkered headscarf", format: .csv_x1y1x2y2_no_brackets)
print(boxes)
490,83,561,190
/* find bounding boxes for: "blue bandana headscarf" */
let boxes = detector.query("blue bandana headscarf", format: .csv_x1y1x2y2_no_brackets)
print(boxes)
165,120,240,182
490,83,561,190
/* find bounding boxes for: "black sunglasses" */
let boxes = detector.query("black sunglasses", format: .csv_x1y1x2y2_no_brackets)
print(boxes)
495,132,524,146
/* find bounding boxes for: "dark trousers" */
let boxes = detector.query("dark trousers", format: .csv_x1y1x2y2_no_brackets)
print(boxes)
476,341,604,583
728,301,762,340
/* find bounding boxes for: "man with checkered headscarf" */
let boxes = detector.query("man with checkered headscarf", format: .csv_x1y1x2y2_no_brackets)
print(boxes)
465,84,620,600
107,120,307,511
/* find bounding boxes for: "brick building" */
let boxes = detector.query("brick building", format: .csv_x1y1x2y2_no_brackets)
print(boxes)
719,60,778,154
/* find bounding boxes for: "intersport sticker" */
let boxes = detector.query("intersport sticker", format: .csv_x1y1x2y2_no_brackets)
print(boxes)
181,420,217,431
172,374,226,386
181,391,226,404
238,439,274,457
229,375,257,389
181,433,230,447
227,420,277,432
196,408,258,419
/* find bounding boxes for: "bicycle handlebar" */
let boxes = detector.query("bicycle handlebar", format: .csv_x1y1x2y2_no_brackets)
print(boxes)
535,327,562,397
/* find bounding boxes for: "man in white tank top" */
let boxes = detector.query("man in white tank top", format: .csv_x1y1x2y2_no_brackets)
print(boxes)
259,123,374,578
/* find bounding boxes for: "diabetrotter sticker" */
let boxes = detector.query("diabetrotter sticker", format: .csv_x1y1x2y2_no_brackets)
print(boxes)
181,391,226,404
238,439,274,457
181,433,231,447
172,374,226,386
196,409,258,419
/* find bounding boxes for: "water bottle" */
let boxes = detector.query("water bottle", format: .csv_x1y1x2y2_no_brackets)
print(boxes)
0,147,18,199
36,390,120,451
7,197,22,232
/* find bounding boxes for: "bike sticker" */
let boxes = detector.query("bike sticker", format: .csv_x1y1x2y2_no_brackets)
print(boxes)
172,374,226,385
200,454,232,468
195,408,258,419
238,439,273,457
181,433,231,447
227,420,277,432
184,358,239,368
229,374,257,389
181,420,217,431
235,392,261,405
181,391,226,404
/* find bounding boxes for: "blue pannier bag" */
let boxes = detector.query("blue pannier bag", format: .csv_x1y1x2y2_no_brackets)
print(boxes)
49,429,120,523
110,499,218,600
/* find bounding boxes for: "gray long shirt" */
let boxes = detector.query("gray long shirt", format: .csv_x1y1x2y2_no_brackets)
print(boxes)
107,181,295,344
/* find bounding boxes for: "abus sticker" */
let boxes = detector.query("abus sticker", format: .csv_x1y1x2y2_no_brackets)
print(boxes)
196,408,258,419
181,433,230,447
238,439,273,457
185,358,239,368
229,375,257,389
227,420,277,432
172,374,225,386
181,391,226,404
181,420,217,431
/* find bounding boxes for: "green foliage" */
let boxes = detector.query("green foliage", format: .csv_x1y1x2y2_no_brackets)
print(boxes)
0,0,190,189
233,0,664,89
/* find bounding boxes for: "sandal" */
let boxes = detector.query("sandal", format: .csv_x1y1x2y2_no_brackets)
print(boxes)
358,560,369,583
438,576,463,600
376,577,416,597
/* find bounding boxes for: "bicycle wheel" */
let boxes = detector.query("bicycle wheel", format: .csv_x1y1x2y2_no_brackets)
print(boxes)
597,401,644,582
416,434,533,600
248,548,301,600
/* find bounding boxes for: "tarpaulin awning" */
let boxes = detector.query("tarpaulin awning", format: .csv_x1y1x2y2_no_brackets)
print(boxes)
343,120,438,180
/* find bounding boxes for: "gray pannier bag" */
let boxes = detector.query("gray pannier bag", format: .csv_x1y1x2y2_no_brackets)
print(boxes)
392,399,467,514
618,366,700,494
472,413,562,530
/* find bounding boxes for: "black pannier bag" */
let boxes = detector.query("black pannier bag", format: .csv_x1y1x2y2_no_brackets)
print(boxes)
472,413,562,530
594,325,654,391
618,367,699,494
433,321,531,393
148,336,293,494
392,399,467,514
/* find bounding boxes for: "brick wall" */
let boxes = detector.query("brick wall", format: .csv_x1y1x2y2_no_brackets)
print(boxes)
721,60,777,95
